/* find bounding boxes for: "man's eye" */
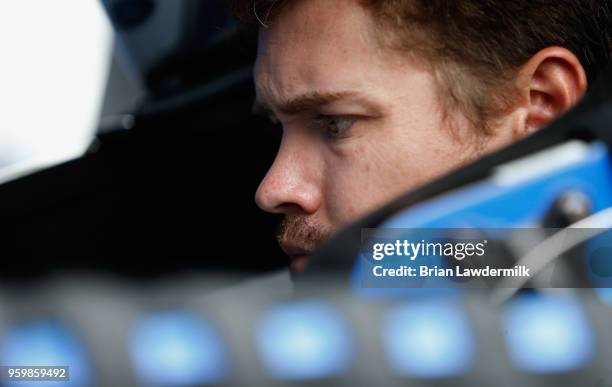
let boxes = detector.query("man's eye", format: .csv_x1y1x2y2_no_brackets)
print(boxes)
315,115,355,138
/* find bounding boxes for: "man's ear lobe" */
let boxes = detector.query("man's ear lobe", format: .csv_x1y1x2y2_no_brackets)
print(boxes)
519,47,587,133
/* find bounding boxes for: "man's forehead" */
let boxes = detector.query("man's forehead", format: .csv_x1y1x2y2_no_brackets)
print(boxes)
257,8,374,84
261,0,364,31
255,0,377,54
253,50,371,115
255,44,392,113
251,0,418,117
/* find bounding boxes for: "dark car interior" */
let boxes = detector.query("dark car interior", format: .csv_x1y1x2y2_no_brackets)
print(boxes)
0,1,286,281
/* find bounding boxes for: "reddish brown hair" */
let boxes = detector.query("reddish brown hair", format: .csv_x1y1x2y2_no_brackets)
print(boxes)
233,0,612,131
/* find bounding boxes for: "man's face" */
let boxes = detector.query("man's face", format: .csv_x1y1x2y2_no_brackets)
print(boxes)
254,0,509,271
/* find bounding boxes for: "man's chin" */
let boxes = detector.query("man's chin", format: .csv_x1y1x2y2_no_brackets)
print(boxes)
289,254,310,273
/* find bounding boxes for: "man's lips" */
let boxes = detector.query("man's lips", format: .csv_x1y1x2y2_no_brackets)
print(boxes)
280,242,312,272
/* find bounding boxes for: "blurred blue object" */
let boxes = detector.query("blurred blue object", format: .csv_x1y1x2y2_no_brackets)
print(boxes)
503,294,595,373
130,311,229,386
383,300,475,378
0,320,93,387
256,301,354,380
595,287,612,304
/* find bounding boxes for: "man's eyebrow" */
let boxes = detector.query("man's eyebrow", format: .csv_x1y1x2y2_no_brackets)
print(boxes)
252,91,365,117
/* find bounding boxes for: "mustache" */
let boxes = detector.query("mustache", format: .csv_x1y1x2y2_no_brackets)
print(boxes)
276,215,333,252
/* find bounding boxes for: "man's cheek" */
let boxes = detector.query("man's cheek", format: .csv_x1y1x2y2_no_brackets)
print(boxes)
325,169,388,224
323,139,412,223
323,172,365,223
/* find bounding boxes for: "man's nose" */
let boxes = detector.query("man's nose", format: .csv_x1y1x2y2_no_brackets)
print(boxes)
255,139,322,215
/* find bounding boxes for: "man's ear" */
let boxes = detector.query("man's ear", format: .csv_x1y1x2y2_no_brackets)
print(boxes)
515,46,587,136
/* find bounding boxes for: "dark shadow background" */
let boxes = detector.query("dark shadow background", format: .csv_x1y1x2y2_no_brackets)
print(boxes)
0,1,287,280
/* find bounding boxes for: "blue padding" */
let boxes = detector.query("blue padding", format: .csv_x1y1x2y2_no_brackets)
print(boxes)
503,294,595,373
130,311,229,386
256,301,353,380
383,300,475,378
0,320,93,387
